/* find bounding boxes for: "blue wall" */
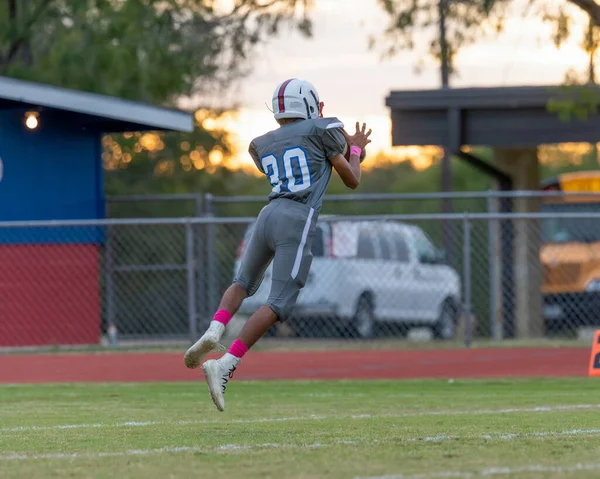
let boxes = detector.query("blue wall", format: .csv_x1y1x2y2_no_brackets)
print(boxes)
0,108,105,243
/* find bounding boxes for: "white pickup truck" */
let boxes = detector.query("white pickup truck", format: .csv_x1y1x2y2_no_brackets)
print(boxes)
234,218,462,339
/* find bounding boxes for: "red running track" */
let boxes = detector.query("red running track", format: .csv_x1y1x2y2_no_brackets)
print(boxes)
0,347,590,384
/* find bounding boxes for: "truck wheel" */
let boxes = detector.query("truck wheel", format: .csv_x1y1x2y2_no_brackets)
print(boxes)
354,294,375,339
432,300,457,340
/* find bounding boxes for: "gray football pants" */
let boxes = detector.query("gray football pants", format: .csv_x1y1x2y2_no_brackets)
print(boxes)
233,198,317,321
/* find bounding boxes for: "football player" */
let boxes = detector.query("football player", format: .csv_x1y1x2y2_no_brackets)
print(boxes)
184,78,372,411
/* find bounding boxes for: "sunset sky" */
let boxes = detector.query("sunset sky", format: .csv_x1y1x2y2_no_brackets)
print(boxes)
203,0,593,170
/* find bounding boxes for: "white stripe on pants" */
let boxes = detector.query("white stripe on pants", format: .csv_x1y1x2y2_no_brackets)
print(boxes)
290,207,314,280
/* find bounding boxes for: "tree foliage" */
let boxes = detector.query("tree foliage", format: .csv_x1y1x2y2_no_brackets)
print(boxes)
373,0,600,79
547,76,600,121
542,6,600,121
372,0,509,76
0,0,312,105
102,109,265,199
371,0,600,128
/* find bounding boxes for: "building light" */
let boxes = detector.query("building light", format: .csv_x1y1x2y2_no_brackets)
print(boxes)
25,112,39,130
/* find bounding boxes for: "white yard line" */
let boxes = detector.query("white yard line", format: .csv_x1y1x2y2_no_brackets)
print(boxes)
0,442,325,461
2,427,600,462
3,403,600,434
356,462,600,478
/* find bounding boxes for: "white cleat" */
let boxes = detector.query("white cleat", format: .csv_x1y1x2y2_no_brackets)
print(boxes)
183,322,225,369
202,359,237,412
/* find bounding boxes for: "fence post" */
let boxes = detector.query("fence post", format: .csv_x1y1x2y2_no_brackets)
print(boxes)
194,195,203,218
194,195,205,334
487,192,501,341
104,202,117,345
205,193,218,321
462,214,473,348
500,195,515,338
186,220,197,344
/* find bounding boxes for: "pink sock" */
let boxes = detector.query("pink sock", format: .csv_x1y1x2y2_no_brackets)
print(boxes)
228,339,249,359
213,309,232,326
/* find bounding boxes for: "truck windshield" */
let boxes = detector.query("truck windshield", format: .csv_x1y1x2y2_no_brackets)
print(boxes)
541,202,600,243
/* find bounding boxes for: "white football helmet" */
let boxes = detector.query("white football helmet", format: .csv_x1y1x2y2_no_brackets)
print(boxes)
272,78,323,121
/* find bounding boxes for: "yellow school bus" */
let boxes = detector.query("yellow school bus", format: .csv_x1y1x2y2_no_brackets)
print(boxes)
541,171,600,330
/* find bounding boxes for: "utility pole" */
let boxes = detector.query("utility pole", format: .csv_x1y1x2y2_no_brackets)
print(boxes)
9,0,16,20
439,0,450,88
439,0,451,201
586,17,597,162
439,0,454,262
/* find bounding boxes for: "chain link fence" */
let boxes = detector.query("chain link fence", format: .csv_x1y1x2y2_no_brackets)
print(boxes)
3,206,600,350
107,194,203,218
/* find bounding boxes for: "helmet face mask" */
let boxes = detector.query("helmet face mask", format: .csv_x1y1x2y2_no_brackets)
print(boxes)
272,78,322,121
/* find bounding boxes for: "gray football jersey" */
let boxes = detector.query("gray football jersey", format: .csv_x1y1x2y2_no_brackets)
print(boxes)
248,117,348,212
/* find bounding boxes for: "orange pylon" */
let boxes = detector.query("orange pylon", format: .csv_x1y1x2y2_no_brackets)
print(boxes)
588,330,600,377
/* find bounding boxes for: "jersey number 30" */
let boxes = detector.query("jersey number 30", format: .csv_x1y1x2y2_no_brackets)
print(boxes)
261,147,312,193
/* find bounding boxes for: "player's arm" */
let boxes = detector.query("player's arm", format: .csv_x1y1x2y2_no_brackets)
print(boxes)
330,153,361,190
322,120,368,190
332,122,372,190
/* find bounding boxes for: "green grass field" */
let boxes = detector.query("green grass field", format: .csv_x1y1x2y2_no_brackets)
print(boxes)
2,378,600,478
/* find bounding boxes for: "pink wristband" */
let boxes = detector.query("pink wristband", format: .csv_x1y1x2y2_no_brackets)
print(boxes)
350,146,362,157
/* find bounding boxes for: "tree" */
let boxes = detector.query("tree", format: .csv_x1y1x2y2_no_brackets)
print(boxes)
569,0,600,27
0,0,312,105
103,109,261,204
373,0,600,82
544,7,600,122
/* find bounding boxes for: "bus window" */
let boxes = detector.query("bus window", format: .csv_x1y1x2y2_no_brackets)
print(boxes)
542,202,600,243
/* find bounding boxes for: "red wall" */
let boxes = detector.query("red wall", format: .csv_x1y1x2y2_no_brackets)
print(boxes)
0,245,101,347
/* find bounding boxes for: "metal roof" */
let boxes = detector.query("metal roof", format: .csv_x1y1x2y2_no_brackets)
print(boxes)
385,85,600,147
385,85,561,110
0,76,193,133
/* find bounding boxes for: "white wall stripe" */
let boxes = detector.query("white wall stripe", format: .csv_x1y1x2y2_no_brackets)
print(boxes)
3,403,599,434
291,207,314,280
2,427,600,462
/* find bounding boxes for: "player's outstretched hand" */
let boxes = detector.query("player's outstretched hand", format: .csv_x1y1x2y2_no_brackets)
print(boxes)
344,122,372,150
